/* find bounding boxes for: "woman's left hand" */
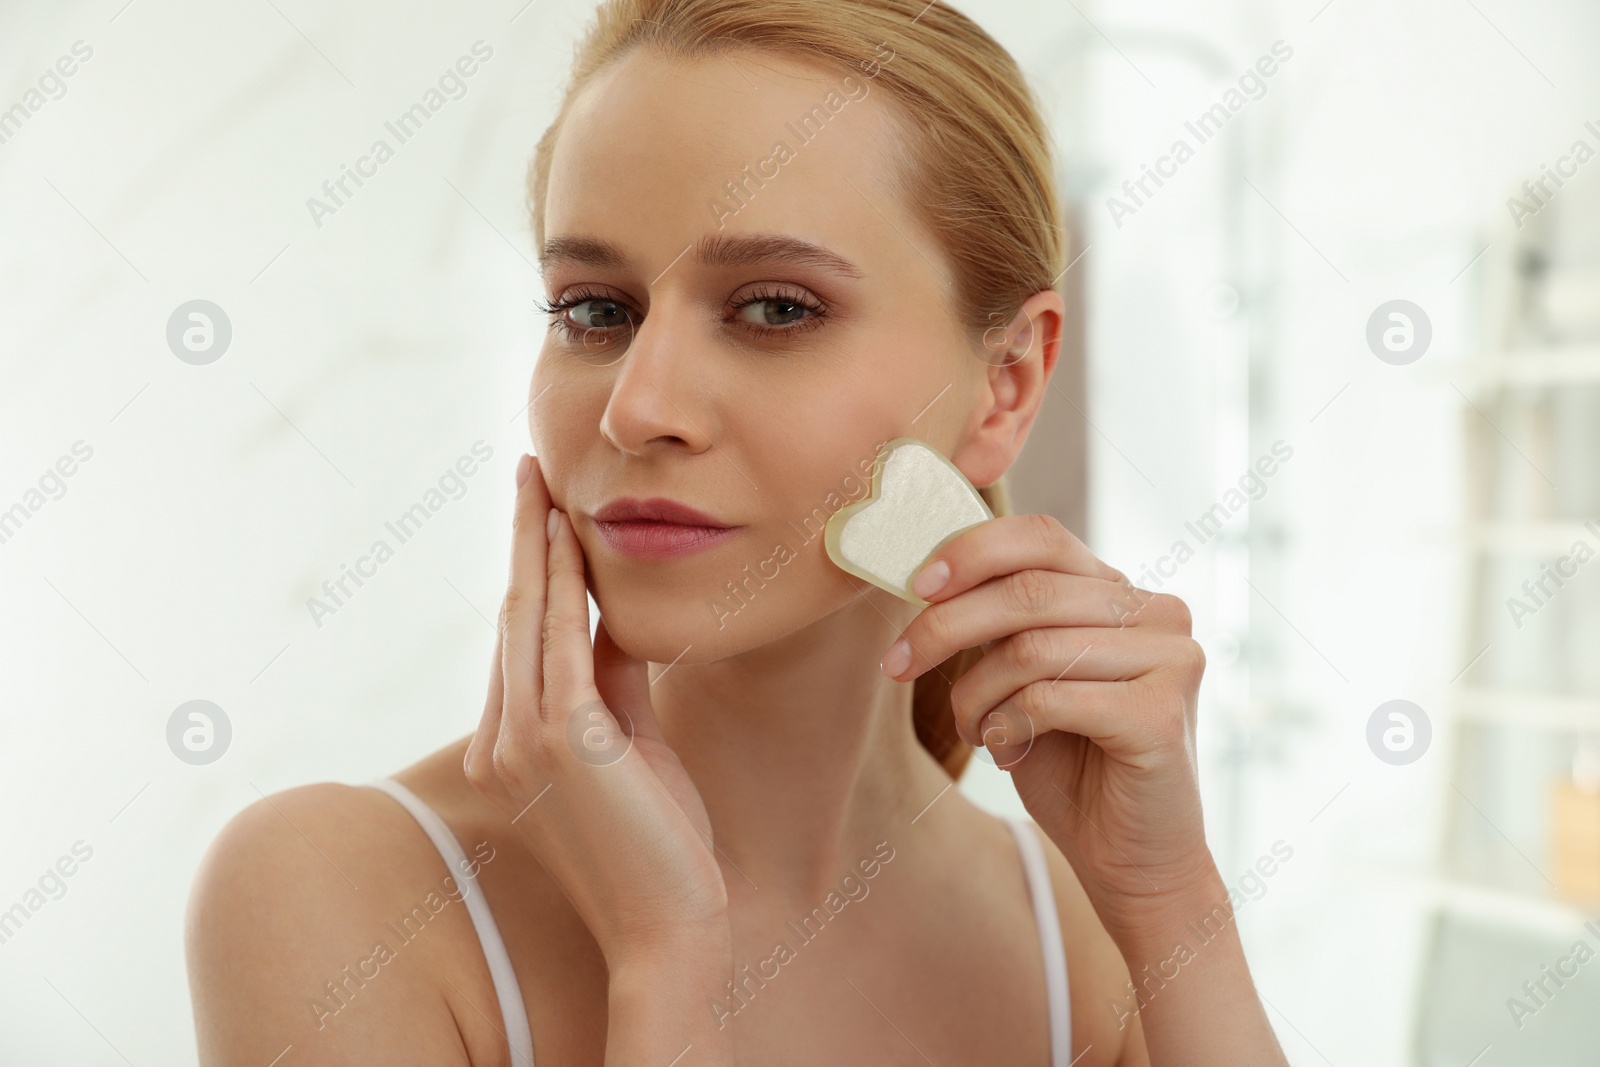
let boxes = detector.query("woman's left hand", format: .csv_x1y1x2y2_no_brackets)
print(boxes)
880,512,1214,941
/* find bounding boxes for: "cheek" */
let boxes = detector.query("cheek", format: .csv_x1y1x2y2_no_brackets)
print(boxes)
527,364,548,449
824,338,973,447
529,369,604,507
581,493,860,665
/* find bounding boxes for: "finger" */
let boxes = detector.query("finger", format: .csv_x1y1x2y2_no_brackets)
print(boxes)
541,507,602,724
975,678,1170,759
909,513,1126,606
885,569,1160,682
502,453,553,729
465,622,507,782
949,627,1189,745
593,614,662,746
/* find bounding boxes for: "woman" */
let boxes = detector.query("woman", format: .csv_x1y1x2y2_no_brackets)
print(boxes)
186,1,1288,1063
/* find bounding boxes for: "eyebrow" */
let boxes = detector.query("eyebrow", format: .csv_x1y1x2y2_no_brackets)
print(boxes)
539,232,866,281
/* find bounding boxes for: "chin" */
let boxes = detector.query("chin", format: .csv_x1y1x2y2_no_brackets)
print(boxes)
588,552,851,667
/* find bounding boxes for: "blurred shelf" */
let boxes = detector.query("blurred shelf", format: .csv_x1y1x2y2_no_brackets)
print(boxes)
1434,520,1600,553
1363,866,1598,938
1455,687,1600,732
1540,271,1600,332
1414,198,1600,1061
1434,345,1600,387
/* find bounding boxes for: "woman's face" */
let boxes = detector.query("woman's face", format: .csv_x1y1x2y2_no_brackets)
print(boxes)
532,47,993,664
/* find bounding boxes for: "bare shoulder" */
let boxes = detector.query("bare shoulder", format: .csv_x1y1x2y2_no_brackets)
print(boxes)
184,767,499,1066
1020,820,1150,1067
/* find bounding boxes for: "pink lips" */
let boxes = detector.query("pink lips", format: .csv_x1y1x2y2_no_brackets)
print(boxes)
590,497,739,560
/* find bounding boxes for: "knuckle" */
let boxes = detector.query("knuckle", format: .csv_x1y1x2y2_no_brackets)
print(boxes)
1144,712,1183,750
538,684,562,728
488,741,517,789
1027,511,1070,554
1012,680,1050,719
1157,593,1193,633
1011,625,1058,670
1004,568,1055,617
1178,635,1206,674
1132,684,1183,745
1114,584,1156,626
463,742,490,789
490,736,541,793
511,497,535,532
981,706,1026,750
1103,593,1134,628
1154,696,1191,747
539,605,565,653
915,607,953,658
948,675,975,721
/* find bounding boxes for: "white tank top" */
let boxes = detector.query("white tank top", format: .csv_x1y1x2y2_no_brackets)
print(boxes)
366,777,1073,1066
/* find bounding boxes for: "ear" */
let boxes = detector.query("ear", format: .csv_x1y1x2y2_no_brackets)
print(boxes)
949,288,1064,489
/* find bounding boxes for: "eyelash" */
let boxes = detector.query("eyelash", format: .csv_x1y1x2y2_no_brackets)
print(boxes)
533,285,829,344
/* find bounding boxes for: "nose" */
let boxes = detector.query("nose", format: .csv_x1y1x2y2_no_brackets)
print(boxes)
597,301,715,457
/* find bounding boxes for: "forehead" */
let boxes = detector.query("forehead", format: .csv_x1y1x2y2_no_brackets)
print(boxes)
541,47,943,290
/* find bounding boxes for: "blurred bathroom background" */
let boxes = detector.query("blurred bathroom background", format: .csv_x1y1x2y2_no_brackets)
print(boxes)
3,0,1600,1062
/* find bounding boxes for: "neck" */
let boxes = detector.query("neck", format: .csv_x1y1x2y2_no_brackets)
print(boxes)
649,588,953,910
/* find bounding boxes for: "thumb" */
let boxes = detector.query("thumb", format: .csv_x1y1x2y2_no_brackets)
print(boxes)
592,614,663,745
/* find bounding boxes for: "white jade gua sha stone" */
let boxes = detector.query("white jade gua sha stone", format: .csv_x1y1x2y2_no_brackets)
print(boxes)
824,437,994,607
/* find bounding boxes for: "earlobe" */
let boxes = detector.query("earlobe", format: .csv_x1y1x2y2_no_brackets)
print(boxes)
946,431,1013,493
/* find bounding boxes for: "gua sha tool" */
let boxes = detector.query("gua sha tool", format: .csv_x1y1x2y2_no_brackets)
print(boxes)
824,437,994,607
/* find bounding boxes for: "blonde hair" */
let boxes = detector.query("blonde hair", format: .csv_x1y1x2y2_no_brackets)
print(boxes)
528,0,1065,780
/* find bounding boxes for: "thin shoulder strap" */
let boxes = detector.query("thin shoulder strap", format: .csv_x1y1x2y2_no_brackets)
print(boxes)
1004,814,1073,1067
365,777,535,1067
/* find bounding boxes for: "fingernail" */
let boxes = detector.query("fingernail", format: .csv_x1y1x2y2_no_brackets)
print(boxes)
912,559,950,599
881,638,911,677
516,453,532,489
546,507,560,542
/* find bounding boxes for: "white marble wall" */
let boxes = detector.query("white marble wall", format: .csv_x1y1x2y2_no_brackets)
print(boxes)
3,0,1597,1063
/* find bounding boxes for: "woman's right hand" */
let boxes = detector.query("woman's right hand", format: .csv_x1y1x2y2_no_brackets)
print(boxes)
464,453,731,970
